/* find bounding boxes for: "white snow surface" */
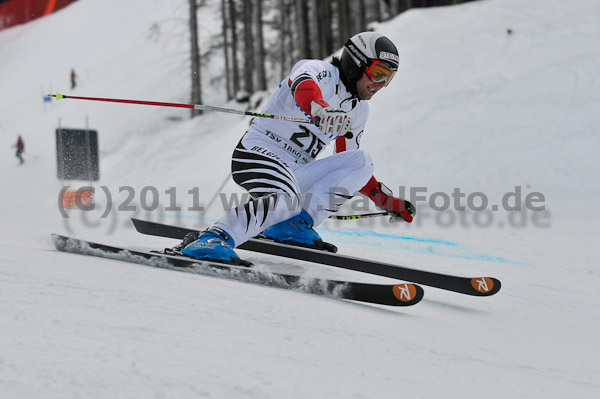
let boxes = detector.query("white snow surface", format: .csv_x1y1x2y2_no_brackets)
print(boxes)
1,0,599,397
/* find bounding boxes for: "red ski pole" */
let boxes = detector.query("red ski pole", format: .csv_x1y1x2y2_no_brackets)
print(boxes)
49,92,354,138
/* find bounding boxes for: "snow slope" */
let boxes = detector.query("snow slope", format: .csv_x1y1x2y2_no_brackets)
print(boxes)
1,0,599,397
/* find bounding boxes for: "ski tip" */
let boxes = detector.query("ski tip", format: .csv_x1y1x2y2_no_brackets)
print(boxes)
51,233,69,251
392,283,425,305
470,277,502,296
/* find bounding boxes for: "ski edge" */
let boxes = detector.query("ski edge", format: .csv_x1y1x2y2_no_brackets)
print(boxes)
130,218,501,297
50,234,424,307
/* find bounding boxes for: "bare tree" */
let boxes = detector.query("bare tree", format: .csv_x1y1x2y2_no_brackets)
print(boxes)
242,0,254,96
230,0,481,100
321,1,334,56
254,0,267,91
221,0,233,100
335,0,355,47
315,0,333,58
358,0,367,32
365,0,381,27
296,0,310,58
396,0,413,14
227,0,241,98
278,0,289,79
189,0,202,117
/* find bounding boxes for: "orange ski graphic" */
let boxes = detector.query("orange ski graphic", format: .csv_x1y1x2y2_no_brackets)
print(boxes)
471,277,495,293
392,283,418,302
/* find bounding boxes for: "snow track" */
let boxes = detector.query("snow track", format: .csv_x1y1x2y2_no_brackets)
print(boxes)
1,0,598,397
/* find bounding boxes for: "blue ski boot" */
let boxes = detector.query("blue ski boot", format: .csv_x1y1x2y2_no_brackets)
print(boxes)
261,210,337,253
178,227,251,266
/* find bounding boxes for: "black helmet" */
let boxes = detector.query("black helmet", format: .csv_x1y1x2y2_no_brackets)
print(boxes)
339,32,399,93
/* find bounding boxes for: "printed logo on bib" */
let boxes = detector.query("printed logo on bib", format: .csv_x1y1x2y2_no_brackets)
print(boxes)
250,144,288,167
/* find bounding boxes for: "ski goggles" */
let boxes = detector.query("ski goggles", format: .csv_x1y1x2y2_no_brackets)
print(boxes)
364,60,397,86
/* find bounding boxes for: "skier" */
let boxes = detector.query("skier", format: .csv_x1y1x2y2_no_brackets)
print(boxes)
70,68,77,90
179,32,416,264
15,135,25,164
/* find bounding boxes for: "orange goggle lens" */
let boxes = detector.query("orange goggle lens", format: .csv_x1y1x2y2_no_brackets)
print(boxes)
364,60,397,86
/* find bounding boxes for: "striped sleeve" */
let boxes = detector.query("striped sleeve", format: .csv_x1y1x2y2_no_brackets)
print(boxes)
289,72,313,96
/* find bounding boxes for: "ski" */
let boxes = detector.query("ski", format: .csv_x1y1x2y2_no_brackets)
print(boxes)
51,234,424,307
131,218,502,297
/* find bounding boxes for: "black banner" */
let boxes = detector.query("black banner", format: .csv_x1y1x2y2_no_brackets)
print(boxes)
56,128,99,181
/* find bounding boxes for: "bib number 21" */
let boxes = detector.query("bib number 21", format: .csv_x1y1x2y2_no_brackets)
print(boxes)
290,126,325,159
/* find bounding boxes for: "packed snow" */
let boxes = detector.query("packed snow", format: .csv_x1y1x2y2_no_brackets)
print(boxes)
1,0,599,397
